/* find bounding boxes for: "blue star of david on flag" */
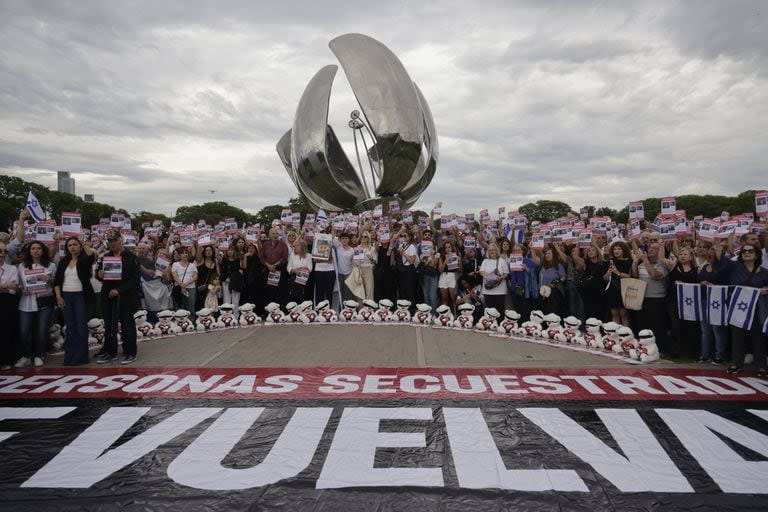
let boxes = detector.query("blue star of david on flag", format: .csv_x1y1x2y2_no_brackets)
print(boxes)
737,301,748,311
711,301,720,309
727,286,760,330
676,282,701,322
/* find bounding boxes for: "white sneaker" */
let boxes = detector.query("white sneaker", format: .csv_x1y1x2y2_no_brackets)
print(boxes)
33,357,44,367
13,357,30,368
0,365,11,371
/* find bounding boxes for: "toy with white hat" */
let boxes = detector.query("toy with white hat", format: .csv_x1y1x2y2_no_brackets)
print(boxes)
433,304,454,327
217,303,238,329
173,309,195,333
356,299,378,322
475,307,500,332
601,322,620,352
316,300,338,323
373,299,393,323
629,329,659,363
558,316,581,344
392,299,412,323
195,308,217,332
154,310,177,337
497,310,521,336
88,317,106,346
411,303,433,325
239,303,261,327
578,318,603,349
265,302,285,323
299,300,318,323
542,313,562,342
521,310,544,337
135,310,158,339
453,303,475,329
48,324,64,354
617,326,637,356
283,302,302,323
340,300,359,322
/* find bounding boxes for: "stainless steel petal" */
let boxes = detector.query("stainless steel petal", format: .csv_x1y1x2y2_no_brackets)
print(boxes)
277,128,338,211
329,33,425,196
291,64,366,210
400,83,439,207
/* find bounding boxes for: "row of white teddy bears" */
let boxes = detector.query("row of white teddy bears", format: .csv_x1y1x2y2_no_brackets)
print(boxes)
82,298,659,364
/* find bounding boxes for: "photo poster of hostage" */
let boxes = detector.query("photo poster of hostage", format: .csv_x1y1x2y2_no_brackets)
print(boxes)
1,367,768,511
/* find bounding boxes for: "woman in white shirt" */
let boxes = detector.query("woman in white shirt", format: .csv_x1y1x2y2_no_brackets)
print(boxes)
0,242,19,370
16,241,57,368
53,237,97,366
171,249,198,322
480,243,509,313
287,238,313,301
395,230,418,308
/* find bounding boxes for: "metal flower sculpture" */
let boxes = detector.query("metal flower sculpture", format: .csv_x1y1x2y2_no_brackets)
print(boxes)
277,33,438,212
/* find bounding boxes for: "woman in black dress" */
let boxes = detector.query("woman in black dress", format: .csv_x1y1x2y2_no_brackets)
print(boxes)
604,241,633,327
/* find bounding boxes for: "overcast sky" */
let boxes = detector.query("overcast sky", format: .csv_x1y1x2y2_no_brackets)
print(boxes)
1,0,766,217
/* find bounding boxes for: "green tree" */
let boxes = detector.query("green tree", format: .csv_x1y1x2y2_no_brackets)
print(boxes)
174,201,253,226
132,211,172,230
518,200,573,223
253,204,287,229
595,206,617,218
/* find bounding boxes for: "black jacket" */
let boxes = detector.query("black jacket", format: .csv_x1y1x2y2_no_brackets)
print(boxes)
96,250,140,303
54,254,96,301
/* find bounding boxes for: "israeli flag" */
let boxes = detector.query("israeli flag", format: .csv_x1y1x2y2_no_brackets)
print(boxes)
26,190,45,223
727,286,760,330
504,222,512,241
705,284,729,326
316,208,328,228
676,283,701,321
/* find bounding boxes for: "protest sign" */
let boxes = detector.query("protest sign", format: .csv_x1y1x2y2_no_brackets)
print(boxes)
61,212,81,235
103,256,123,281
312,233,333,261
629,201,644,220
660,197,676,214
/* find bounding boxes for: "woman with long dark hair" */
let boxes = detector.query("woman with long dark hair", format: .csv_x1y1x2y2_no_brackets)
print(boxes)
54,236,97,365
715,241,768,376
15,241,57,367
604,241,633,326
195,245,220,312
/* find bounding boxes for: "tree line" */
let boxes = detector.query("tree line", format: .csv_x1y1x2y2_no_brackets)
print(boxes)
0,175,761,232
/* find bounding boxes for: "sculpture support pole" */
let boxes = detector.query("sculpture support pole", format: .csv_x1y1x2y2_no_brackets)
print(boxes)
357,127,380,192
352,129,372,199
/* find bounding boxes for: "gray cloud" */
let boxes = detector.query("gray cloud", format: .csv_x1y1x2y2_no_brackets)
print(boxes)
1,0,766,218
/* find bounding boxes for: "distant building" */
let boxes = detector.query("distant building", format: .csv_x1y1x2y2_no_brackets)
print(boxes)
83,194,95,202
57,171,76,195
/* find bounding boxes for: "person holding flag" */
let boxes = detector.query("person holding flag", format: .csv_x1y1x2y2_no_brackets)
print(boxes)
697,241,729,365
714,241,768,376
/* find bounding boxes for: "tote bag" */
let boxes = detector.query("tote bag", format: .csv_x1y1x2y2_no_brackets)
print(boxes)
620,277,647,311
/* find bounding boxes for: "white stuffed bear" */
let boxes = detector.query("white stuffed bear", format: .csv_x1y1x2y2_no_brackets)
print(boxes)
316,300,338,323
195,308,218,332
617,326,637,355
155,309,176,336
373,299,393,323
601,322,621,352
135,310,158,339
88,318,106,347
299,300,318,323
239,303,261,327
154,310,176,337
542,313,563,342
453,303,475,329
579,318,603,349
411,303,433,325
283,302,302,323
497,310,521,336
48,324,65,355
629,329,659,363
265,302,286,324
520,310,545,337
339,300,359,323
217,303,238,329
475,307,500,332
392,299,412,323
356,299,378,322
173,309,195,333
433,304,454,327
557,316,581,344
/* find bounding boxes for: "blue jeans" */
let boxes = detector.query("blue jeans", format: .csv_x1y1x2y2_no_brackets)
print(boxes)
566,280,585,322
700,319,729,360
19,306,54,359
62,291,89,365
420,274,439,310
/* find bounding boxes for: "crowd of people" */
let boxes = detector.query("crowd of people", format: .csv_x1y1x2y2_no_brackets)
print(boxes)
1,203,767,375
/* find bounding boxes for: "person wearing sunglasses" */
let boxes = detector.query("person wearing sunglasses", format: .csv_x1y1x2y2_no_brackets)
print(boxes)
713,241,768,376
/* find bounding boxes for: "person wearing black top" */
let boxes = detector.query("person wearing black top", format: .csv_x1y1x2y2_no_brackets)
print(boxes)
665,248,699,359
53,236,97,365
95,231,140,365
573,245,609,322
